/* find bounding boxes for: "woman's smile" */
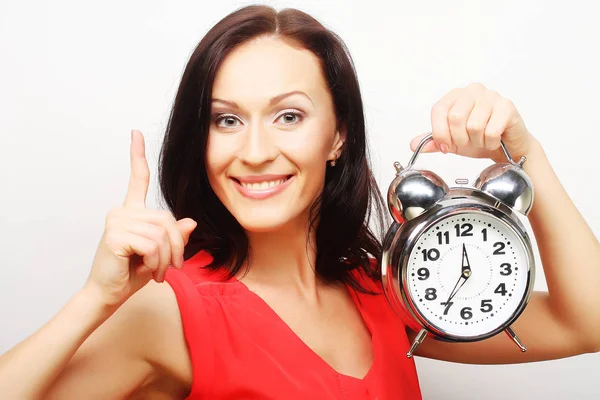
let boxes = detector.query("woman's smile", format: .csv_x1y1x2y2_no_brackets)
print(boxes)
231,174,295,200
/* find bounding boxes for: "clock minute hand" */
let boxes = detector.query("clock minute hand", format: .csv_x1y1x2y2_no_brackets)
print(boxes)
444,275,468,305
443,245,472,305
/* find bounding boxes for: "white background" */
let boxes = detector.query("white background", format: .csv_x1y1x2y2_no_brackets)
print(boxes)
1,0,599,398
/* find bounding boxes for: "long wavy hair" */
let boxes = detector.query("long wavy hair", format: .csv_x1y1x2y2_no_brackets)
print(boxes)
158,5,388,292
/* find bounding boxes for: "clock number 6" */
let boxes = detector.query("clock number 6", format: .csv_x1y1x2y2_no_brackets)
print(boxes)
460,307,473,320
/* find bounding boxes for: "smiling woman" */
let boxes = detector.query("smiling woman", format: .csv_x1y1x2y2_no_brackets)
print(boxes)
158,5,386,286
1,3,599,400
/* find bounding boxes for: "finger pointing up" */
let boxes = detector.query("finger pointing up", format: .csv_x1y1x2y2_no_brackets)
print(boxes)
124,129,150,209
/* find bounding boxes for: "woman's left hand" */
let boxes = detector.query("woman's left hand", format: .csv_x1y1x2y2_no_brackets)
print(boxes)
410,82,536,162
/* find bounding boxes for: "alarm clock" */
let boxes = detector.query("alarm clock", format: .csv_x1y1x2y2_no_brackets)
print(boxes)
381,133,535,358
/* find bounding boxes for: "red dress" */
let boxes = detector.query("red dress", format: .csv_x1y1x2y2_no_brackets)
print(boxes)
164,250,422,399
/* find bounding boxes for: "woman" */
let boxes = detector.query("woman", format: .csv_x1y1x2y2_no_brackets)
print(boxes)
1,4,598,399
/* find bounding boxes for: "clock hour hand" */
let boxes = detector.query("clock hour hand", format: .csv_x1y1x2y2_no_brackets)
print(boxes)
461,243,472,277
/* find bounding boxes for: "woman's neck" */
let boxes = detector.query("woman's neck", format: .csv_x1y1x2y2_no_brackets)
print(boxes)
239,219,321,295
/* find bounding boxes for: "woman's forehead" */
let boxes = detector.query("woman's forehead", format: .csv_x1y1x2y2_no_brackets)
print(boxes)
211,36,330,106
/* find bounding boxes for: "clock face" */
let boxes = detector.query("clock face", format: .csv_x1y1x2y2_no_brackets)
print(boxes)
405,211,531,338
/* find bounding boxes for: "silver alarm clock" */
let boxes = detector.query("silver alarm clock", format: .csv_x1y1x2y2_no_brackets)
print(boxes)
381,133,536,357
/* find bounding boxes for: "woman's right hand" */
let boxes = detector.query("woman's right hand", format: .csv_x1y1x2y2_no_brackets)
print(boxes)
85,129,197,308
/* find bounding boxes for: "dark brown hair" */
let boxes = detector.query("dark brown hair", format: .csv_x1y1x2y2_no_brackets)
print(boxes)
158,5,387,292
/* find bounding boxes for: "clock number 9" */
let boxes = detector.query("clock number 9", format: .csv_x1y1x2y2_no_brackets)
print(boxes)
417,268,430,280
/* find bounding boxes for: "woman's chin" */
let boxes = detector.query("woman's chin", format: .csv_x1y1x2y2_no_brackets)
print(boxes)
234,213,301,234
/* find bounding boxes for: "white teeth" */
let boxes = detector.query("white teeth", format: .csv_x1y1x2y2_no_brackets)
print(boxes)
240,179,285,190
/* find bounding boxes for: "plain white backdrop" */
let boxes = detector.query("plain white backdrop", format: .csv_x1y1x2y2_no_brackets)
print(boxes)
1,0,599,398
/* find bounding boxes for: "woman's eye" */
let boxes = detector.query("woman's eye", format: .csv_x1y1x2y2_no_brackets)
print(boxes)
215,115,241,128
213,111,302,128
276,111,303,125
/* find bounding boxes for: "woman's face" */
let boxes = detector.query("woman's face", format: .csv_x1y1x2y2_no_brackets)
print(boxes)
206,36,344,233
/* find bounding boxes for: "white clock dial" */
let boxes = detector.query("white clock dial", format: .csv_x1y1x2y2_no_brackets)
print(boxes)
406,211,530,338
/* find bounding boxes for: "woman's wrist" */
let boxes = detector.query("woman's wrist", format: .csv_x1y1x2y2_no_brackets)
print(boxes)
77,284,122,323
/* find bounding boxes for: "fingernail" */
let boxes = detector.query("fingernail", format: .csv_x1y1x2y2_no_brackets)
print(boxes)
440,143,449,154
180,256,185,268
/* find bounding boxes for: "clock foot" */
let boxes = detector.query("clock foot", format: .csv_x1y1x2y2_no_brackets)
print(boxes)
505,327,527,352
407,328,428,358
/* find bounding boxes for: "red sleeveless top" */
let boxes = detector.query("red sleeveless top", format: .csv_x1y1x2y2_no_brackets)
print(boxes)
164,250,422,399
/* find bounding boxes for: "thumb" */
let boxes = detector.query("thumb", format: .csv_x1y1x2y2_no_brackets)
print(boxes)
176,218,197,245
410,133,440,153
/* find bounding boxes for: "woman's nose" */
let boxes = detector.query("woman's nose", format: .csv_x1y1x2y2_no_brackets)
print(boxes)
238,121,278,166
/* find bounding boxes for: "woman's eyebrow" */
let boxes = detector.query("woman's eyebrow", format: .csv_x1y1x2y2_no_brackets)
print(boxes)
268,90,315,106
211,90,315,108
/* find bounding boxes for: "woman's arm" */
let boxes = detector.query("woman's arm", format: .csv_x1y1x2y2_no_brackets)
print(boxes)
409,83,600,363
0,281,188,399
413,138,600,363
0,286,119,398
0,130,197,397
524,137,600,352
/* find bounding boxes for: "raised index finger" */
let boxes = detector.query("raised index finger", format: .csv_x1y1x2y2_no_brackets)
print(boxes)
123,129,150,209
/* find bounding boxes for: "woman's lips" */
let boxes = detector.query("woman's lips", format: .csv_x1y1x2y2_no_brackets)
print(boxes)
232,175,294,200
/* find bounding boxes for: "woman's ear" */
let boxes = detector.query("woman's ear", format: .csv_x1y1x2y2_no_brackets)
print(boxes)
329,122,347,160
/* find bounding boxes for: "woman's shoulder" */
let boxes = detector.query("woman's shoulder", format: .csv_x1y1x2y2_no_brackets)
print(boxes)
115,250,247,397
99,278,194,394
164,250,248,298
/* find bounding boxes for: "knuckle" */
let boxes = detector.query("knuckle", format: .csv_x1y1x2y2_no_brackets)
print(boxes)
105,207,121,224
502,98,516,111
448,111,465,125
485,128,502,138
466,120,485,134
157,209,174,220
487,90,500,99
103,231,119,248
171,235,183,251
485,140,499,151
145,260,159,272
155,225,169,242
104,217,115,231
431,102,446,117
467,82,486,91
454,135,469,146
484,134,501,150
432,130,449,143
148,240,160,255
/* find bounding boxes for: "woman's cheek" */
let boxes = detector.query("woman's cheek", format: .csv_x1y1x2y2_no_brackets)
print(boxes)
206,133,236,172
